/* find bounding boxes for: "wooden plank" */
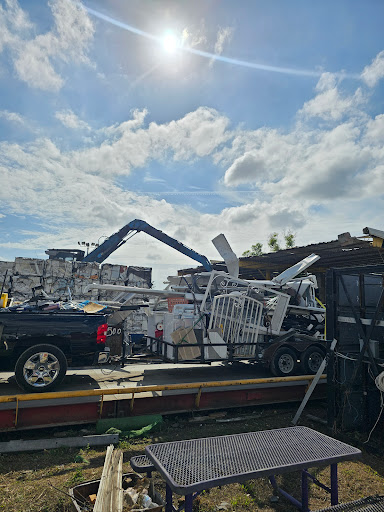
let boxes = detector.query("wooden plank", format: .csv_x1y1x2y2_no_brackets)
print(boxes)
94,445,124,512
94,444,114,512
110,449,123,512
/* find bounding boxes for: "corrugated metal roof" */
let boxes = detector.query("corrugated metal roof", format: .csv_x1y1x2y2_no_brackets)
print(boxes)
178,235,384,278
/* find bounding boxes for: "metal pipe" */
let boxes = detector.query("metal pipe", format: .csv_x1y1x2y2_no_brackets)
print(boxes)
88,284,185,297
0,374,326,404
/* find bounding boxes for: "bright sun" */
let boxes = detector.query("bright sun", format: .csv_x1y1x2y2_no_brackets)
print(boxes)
162,32,178,53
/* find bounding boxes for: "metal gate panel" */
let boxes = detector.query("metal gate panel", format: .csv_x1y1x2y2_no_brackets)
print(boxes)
208,294,263,357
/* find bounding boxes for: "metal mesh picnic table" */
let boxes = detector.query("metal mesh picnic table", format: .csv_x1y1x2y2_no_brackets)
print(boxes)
146,426,361,494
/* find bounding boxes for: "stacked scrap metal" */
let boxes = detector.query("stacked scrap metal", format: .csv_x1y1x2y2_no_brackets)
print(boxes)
0,257,151,302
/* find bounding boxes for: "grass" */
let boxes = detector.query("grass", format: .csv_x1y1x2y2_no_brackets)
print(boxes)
0,403,383,511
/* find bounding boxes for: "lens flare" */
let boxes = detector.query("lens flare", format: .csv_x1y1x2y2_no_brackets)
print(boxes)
83,5,359,80
163,32,178,53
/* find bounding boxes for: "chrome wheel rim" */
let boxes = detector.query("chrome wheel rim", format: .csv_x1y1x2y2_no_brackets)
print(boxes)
278,354,295,374
23,352,60,387
308,352,323,373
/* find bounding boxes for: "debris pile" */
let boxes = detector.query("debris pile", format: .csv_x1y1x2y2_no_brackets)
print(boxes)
123,474,162,510
1,298,108,314
0,258,152,337
70,445,163,511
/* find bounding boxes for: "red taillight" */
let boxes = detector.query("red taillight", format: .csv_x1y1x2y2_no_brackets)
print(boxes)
97,323,108,344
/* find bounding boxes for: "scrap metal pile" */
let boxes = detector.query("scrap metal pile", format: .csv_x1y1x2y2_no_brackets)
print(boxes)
91,234,326,376
0,258,152,339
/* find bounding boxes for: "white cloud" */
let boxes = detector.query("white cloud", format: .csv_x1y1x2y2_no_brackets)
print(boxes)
0,110,25,125
1,51,384,274
299,72,365,121
209,26,233,68
0,0,32,52
223,117,376,206
180,22,234,70
299,87,364,121
268,209,306,230
361,50,384,87
363,113,384,142
0,0,94,91
55,109,90,130
315,72,338,92
66,106,230,176
224,152,266,186
0,107,231,230
15,37,65,91
148,107,231,160
214,27,234,55
146,253,162,261
143,173,166,183
221,66,384,213
3,0,33,31
182,22,207,48
222,127,295,186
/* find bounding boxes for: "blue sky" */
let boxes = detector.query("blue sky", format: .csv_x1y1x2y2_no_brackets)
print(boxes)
0,0,384,286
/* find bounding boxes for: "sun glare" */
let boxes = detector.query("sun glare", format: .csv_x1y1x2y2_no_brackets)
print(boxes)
163,32,178,53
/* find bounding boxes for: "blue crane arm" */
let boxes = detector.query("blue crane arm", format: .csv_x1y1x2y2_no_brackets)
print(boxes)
82,219,213,271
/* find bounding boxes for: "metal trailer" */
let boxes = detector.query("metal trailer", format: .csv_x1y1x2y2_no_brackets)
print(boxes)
114,266,327,378
123,331,327,375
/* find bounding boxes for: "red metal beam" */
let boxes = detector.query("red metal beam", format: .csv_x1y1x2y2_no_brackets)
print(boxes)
0,383,326,431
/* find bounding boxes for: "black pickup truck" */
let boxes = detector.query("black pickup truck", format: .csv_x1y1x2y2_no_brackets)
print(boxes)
0,310,109,392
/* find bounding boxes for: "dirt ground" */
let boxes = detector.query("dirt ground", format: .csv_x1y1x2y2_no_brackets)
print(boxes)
0,402,383,512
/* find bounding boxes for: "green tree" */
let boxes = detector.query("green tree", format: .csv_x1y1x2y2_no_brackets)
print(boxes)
284,230,296,249
242,231,296,256
242,242,263,257
268,232,281,252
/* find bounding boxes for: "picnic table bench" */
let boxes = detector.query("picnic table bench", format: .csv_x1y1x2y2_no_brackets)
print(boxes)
315,496,384,512
130,454,155,477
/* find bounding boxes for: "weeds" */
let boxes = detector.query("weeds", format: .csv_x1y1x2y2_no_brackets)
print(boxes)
1,404,384,512
66,469,84,487
231,493,253,507
118,439,131,450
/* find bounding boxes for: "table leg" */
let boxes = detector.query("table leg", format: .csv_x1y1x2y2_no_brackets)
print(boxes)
185,494,193,512
330,464,338,506
269,475,302,511
165,483,173,512
301,469,309,512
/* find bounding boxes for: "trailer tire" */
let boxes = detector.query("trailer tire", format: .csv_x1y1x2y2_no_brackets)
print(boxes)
15,344,67,393
270,347,298,377
300,346,325,375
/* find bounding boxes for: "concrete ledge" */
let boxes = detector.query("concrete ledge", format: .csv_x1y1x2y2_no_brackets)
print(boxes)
0,433,119,453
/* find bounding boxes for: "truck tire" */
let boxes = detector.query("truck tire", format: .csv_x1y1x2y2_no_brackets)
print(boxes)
15,344,68,393
300,346,325,375
270,347,298,377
